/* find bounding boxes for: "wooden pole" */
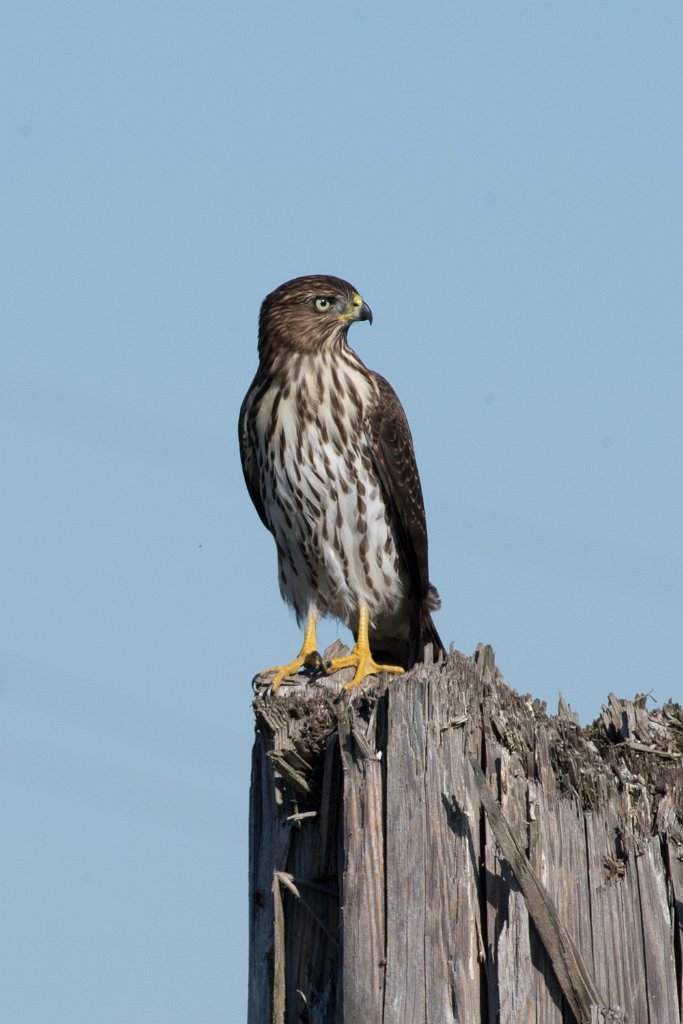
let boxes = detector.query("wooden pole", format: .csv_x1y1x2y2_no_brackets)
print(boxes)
468,755,602,1023
247,645,683,1024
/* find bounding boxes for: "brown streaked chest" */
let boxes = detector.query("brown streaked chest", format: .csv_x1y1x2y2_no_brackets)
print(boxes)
246,351,404,617
254,352,377,474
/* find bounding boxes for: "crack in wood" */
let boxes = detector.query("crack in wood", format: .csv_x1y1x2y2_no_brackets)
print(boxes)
248,646,683,1024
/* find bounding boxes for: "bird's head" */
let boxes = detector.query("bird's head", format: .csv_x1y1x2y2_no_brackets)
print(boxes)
257,275,372,364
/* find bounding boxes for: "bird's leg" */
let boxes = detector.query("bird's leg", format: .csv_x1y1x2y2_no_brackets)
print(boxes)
326,605,404,690
261,610,321,694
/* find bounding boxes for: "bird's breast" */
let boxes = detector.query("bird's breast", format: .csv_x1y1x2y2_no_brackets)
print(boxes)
255,358,406,625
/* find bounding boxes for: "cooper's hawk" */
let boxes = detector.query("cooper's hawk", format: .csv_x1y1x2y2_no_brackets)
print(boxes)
239,274,443,691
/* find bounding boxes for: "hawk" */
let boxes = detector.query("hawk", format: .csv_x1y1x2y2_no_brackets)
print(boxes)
239,274,443,691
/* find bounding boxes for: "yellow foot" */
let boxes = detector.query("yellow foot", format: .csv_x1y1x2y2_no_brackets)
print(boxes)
327,647,404,690
259,610,321,694
326,604,404,690
261,650,323,694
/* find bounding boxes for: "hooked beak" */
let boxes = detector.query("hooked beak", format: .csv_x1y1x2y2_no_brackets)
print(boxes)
343,291,372,324
357,299,373,324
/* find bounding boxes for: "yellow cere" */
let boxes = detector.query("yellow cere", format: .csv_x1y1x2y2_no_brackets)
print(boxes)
340,292,364,319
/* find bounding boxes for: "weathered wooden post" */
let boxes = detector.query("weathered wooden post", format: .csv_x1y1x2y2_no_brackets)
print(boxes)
248,645,683,1024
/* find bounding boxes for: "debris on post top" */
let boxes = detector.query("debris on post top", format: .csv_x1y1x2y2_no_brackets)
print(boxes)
248,644,683,1024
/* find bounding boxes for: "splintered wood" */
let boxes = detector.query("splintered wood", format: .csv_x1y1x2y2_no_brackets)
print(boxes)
248,646,683,1024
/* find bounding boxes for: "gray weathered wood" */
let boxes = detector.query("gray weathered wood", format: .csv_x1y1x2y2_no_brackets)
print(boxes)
248,646,683,1023
338,707,385,1024
469,754,603,1023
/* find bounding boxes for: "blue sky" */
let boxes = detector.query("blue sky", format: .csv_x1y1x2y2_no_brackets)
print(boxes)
2,2,682,1021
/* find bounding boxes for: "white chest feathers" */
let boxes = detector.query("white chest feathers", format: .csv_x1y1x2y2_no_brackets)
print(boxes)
255,355,406,626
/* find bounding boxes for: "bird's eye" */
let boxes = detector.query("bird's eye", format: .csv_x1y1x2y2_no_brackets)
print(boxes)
315,297,333,312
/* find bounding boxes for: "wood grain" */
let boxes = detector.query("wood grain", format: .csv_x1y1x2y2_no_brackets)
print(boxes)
248,647,683,1023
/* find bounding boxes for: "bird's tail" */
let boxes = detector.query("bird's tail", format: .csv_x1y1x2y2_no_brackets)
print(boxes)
370,585,446,670
416,581,446,665
375,608,445,670
419,609,446,664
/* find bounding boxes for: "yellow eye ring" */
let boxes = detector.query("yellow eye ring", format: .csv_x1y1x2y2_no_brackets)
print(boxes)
315,297,332,312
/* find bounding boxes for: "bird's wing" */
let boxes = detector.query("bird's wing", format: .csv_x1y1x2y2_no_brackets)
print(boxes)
365,372,431,606
238,377,270,531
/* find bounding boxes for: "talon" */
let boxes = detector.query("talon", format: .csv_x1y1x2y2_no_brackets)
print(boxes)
326,605,405,690
303,650,326,674
258,611,319,694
